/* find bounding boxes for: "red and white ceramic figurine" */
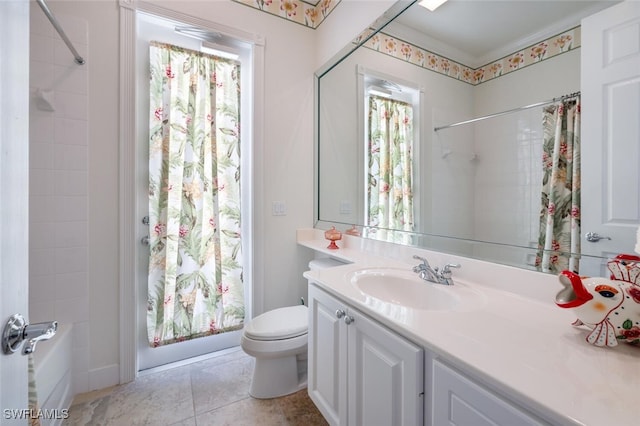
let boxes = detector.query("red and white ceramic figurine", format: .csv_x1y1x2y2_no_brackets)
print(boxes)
555,254,640,347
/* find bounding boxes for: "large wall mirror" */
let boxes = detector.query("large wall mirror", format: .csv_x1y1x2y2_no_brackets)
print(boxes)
316,0,637,276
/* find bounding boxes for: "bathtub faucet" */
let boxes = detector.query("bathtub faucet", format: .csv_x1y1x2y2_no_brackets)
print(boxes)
2,314,57,355
22,320,58,354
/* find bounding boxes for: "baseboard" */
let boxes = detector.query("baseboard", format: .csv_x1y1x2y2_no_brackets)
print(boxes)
88,364,120,392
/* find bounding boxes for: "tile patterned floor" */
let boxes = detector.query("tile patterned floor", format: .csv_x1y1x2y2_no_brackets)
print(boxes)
64,347,327,426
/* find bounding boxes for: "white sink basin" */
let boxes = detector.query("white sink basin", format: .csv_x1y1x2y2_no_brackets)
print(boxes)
347,268,483,311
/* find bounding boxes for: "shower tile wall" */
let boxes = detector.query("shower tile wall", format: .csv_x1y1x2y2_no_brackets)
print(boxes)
473,108,544,266
29,7,89,395
431,106,543,267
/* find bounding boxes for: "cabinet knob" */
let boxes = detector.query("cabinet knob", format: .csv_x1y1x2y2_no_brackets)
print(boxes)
344,315,354,325
335,309,345,319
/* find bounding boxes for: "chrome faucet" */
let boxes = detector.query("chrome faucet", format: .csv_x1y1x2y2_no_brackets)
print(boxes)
412,255,461,285
2,314,57,355
22,321,58,354
412,255,440,282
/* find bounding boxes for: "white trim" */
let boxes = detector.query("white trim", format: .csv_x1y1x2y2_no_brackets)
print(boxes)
89,364,120,391
119,0,265,382
134,1,265,47
138,345,244,377
250,27,266,319
119,1,137,385
355,65,366,225
356,65,424,231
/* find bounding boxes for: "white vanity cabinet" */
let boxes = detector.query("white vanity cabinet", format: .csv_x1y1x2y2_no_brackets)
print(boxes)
308,282,550,426
308,283,424,426
429,359,549,426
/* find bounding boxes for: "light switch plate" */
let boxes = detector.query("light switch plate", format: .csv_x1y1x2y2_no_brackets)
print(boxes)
272,201,286,216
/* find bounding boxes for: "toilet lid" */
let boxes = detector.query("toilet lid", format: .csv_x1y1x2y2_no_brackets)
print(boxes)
244,305,308,341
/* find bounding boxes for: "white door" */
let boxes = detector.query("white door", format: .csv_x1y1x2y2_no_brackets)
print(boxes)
0,0,30,419
581,1,640,269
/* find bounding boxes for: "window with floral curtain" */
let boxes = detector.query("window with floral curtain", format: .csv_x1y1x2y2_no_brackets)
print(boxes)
536,97,581,274
147,41,244,347
366,95,415,232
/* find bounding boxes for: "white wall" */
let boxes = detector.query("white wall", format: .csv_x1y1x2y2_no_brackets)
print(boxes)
315,0,396,68
474,49,581,115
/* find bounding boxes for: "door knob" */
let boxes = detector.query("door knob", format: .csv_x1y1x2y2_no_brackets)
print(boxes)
585,232,611,242
335,309,345,319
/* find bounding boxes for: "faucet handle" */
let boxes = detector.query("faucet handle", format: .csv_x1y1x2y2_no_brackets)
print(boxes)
442,263,461,273
412,255,429,273
412,255,429,264
440,263,461,282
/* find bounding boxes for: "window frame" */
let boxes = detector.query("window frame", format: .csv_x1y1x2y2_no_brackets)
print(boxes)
357,66,424,233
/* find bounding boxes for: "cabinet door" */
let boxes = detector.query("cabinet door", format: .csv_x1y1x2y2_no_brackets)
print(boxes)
308,285,348,426
432,360,546,426
348,309,424,426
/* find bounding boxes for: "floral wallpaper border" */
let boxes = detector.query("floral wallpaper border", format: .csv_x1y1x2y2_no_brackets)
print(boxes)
355,26,581,86
232,0,340,29
234,0,579,85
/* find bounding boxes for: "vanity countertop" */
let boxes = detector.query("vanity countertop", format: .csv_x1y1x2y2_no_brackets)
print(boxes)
298,229,638,426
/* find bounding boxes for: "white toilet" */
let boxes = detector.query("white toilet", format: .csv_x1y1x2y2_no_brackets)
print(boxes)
241,257,345,399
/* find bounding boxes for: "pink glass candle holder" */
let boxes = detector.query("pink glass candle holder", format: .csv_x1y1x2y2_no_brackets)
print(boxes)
324,226,342,250
345,225,361,237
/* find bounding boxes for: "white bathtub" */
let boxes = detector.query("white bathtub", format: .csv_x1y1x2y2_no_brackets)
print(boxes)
33,323,74,426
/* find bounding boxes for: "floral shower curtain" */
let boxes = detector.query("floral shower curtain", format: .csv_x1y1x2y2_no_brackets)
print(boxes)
366,95,414,232
147,42,244,347
536,97,581,273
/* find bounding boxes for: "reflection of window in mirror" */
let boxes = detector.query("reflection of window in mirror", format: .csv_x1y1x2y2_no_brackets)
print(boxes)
363,74,421,234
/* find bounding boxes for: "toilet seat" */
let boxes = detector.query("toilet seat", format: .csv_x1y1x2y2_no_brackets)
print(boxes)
244,305,308,341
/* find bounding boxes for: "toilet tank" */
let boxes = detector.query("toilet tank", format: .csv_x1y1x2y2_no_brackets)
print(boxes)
302,258,346,307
